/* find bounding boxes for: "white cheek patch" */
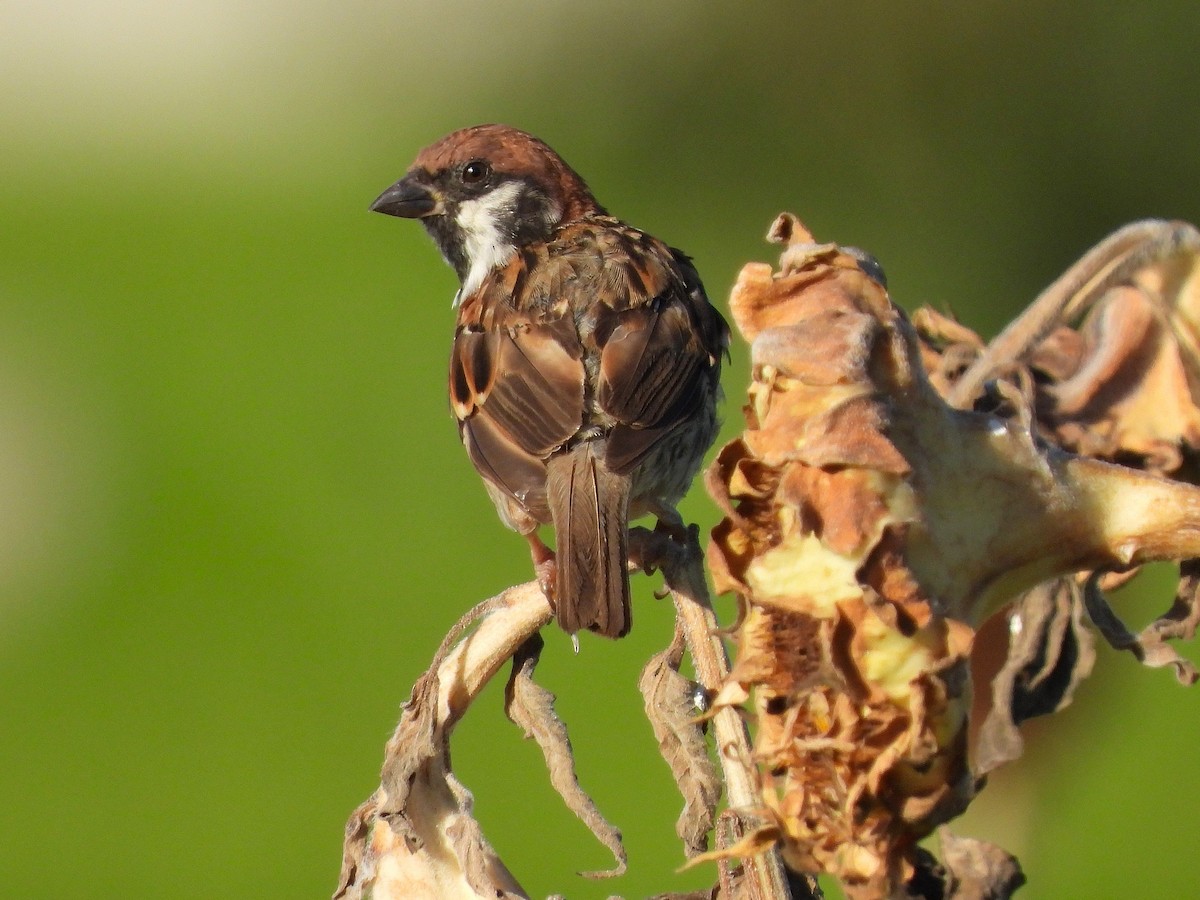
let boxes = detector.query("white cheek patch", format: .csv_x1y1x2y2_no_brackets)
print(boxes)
455,181,524,302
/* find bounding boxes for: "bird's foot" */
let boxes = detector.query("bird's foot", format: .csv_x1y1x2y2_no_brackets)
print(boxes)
524,532,558,603
646,502,696,545
654,516,697,545
630,526,692,600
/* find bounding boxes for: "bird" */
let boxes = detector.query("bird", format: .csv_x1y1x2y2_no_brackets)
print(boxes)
370,124,728,638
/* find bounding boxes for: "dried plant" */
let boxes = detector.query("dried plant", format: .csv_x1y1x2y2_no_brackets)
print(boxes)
705,214,1200,897
333,531,797,900
333,213,1200,900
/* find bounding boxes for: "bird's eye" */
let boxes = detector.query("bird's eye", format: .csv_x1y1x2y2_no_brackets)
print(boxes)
460,160,491,186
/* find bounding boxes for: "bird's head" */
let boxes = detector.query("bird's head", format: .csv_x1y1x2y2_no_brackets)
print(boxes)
371,124,604,298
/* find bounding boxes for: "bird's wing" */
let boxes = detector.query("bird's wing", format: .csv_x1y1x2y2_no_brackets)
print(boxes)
583,224,728,475
449,256,585,519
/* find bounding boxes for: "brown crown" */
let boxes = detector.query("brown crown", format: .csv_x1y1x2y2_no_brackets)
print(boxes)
410,124,603,222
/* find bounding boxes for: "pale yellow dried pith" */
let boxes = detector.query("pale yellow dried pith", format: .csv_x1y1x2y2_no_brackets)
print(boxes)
746,531,861,616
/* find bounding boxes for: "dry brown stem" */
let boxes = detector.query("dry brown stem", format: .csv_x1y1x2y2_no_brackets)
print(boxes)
633,527,799,898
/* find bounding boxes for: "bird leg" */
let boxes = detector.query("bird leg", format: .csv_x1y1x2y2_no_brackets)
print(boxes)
524,531,559,604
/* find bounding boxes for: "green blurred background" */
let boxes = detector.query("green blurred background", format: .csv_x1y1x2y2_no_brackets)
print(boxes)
3,2,1199,898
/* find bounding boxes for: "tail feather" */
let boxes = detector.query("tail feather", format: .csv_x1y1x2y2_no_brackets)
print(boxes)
546,444,631,638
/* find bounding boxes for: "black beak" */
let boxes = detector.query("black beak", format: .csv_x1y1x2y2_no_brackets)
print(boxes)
369,176,439,218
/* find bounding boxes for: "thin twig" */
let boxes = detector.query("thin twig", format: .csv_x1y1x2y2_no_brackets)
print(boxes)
639,527,795,898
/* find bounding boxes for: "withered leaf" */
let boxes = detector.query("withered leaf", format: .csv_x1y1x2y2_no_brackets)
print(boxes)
1082,568,1200,685
973,580,1096,776
911,307,986,353
377,671,444,848
694,809,823,900
337,674,528,899
937,828,1026,900
445,813,528,900
333,793,382,899
639,622,722,857
504,634,627,878
1045,284,1200,471
335,588,554,900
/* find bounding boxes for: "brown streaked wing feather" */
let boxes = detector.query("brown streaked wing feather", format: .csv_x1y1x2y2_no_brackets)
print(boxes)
450,261,587,512
598,296,709,474
481,316,585,456
677,254,730,363
449,328,499,419
604,422,682,477
461,414,550,521
600,301,704,424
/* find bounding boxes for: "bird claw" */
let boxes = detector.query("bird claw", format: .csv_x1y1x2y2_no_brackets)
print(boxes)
628,526,657,575
653,515,692,544
629,525,680,577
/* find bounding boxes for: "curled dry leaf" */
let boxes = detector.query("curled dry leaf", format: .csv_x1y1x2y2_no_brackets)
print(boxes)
928,220,1200,480
935,829,1026,900
945,219,1200,427
971,580,1095,776
639,620,722,858
705,213,1200,897
504,634,627,879
334,583,550,900
1082,562,1200,686
337,517,789,900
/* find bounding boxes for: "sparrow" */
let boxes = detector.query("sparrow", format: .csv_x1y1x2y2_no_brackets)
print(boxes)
370,124,728,638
